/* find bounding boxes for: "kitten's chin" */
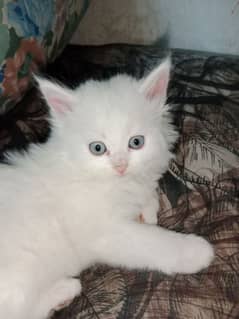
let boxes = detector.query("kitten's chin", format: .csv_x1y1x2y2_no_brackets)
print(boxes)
116,172,126,177
114,168,132,177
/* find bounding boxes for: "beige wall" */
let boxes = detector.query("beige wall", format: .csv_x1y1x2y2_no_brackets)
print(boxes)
71,0,162,45
72,0,239,55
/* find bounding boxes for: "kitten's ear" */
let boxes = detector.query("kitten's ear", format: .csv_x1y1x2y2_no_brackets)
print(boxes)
139,58,171,104
35,76,74,115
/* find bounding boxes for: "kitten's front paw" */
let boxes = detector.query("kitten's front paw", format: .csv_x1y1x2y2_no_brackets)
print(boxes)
137,211,157,224
177,235,214,274
140,202,158,225
36,278,81,318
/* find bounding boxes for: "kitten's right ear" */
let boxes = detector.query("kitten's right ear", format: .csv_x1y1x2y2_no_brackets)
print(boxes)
139,57,171,105
35,76,74,115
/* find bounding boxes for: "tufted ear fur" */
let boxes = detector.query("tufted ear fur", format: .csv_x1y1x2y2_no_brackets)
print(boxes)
35,76,74,115
139,58,171,104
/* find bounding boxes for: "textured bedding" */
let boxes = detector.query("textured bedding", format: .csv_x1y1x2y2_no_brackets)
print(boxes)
0,45,239,319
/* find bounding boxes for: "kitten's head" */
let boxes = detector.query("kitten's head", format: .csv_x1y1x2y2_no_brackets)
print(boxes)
36,59,177,182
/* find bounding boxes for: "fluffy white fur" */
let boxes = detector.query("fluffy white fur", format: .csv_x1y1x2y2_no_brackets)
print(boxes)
0,59,214,319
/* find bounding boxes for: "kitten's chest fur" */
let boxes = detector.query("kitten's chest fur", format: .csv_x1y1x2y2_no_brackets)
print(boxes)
52,176,152,223
0,167,154,276
2,167,152,237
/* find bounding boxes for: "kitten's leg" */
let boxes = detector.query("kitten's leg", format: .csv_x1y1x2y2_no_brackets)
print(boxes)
139,192,159,224
0,270,35,319
97,223,214,275
35,278,81,319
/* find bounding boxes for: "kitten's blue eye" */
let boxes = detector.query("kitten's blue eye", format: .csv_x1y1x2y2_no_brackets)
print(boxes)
128,135,144,149
89,141,107,156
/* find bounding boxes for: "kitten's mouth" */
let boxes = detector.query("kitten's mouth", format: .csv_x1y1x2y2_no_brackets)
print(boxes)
114,165,128,176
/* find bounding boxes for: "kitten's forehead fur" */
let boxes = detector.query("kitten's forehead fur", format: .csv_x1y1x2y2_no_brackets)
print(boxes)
71,75,160,139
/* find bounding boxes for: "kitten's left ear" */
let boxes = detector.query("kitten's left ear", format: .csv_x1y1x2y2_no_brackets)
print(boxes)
139,58,171,104
35,76,74,115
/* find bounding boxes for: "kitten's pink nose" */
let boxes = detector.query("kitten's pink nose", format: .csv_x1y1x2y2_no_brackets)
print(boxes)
113,159,128,175
114,164,128,175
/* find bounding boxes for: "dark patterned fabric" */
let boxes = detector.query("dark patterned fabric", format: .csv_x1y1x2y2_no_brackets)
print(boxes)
0,45,239,319
0,87,49,162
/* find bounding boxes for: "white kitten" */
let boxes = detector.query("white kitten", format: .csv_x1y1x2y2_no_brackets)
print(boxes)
0,59,214,319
